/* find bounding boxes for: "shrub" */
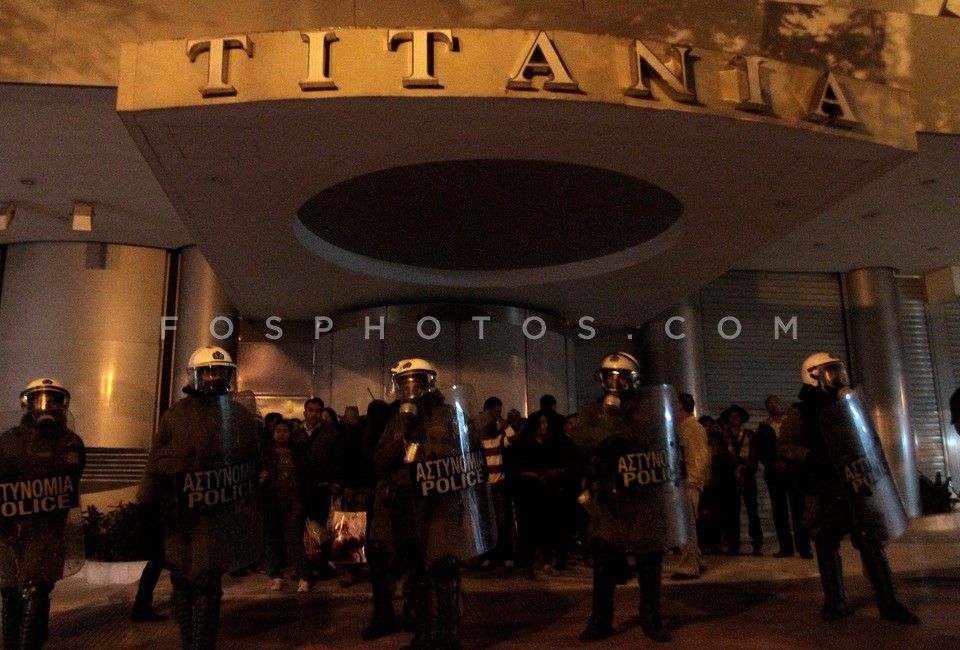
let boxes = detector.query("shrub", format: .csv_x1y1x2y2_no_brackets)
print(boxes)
83,502,154,561
919,472,959,515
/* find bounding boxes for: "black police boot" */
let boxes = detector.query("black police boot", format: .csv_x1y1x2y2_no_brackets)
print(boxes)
399,573,416,632
579,540,616,642
172,587,194,649
18,584,51,650
404,575,436,650
637,553,671,643
859,543,919,625
432,556,461,650
815,540,851,620
2,586,23,650
402,599,417,633
191,594,221,650
190,572,222,650
361,540,398,641
170,570,197,649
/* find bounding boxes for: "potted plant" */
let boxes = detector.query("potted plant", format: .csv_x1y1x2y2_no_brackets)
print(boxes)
81,502,153,584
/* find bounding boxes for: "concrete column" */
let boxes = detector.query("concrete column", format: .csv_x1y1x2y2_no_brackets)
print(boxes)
169,246,239,403
844,267,921,517
640,294,710,417
0,242,167,448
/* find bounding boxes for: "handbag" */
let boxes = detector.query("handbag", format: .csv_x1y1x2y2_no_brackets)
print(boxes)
326,506,367,564
303,518,327,561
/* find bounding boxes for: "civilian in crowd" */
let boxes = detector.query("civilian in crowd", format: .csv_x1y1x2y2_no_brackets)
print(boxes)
525,394,566,439
293,397,344,581
338,404,379,587
321,407,339,427
478,397,518,570
261,419,311,594
697,415,725,554
509,413,566,578
130,498,168,622
672,393,710,580
552,412,586,569
506,408,526,435
753,395,811,559
719,405,763,556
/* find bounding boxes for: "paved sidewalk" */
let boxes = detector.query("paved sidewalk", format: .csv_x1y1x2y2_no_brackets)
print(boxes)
46,514,960,649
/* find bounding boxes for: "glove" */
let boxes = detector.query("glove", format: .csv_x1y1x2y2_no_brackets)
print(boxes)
404,425,425,445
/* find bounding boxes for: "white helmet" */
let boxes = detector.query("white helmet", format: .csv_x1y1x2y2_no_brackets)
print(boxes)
595,352,639,394
187,345,237,395
801,352,849,393
20,377,70,412
391,358,438,401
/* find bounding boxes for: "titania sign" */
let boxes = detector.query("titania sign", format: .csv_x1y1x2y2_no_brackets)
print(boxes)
117,27,914,148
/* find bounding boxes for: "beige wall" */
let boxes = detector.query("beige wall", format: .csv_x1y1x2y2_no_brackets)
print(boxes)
0,243,167,448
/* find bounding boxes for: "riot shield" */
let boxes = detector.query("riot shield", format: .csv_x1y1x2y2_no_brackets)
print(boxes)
407,385,497,564
819,389,908,542
569,400,623,455
612,385,694,553
167,390,263,579
0,416,85,588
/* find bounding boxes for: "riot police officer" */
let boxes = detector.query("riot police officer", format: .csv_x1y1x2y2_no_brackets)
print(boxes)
571,353,693,643
362,359,495,649
779,352,919,624
0,378,85,649
140,346,262,649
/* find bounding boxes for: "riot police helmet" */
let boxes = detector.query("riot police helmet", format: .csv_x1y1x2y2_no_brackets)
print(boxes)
594,352,639,394
187,345,237,395
802,352,849,393
20,377,71,413
390,358,438,401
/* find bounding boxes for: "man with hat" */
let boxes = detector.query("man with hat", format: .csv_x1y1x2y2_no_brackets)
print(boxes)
719,404,763,556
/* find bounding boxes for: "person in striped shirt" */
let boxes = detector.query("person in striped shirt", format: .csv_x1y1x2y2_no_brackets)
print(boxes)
478,397,518,570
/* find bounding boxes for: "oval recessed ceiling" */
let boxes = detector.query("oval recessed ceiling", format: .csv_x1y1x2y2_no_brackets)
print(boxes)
295,159,684,287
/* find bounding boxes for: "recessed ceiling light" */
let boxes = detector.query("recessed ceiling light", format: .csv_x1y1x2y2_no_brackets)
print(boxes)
0,203,14,229
71,202,93,231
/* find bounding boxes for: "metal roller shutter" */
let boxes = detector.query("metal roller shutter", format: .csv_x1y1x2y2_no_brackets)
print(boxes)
699,270,847,546
942,300,960,480
945,301,960,388
897,276,947,478
699,270,847,419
